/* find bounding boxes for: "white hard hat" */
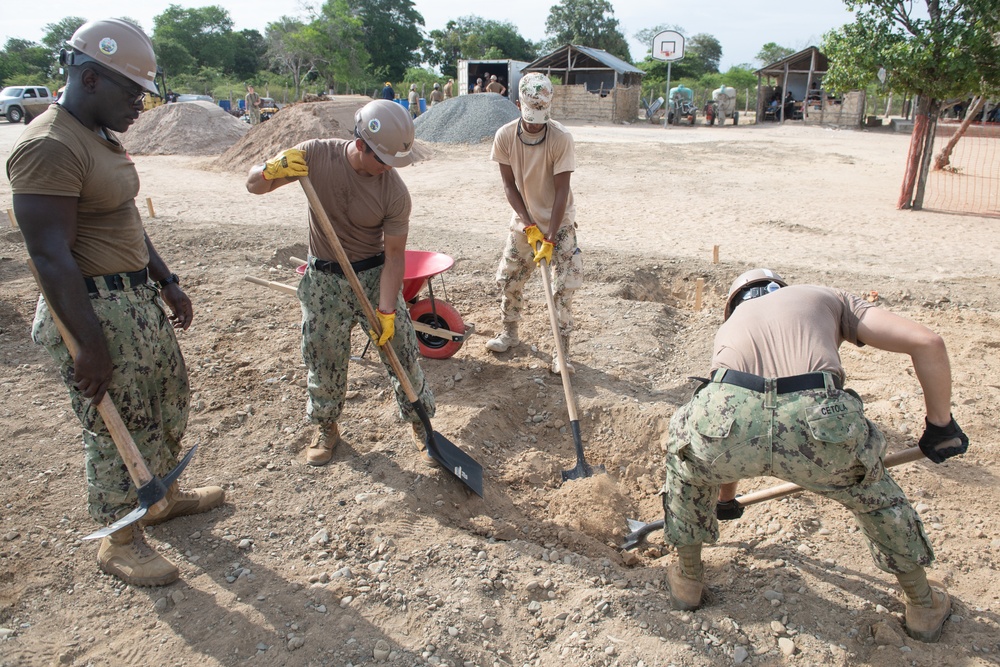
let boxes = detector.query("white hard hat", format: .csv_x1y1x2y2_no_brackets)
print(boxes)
354,100,415,168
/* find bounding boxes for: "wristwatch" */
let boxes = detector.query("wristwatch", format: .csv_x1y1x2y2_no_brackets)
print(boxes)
156,273,180,289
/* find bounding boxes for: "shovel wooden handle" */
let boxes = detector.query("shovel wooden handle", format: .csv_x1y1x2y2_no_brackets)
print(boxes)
27,260,167,514
298,177,421,403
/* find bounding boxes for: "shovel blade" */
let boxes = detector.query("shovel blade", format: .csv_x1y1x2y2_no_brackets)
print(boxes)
560,421,605,482
81,505,149,541
426,429,484,497
619,518,664,551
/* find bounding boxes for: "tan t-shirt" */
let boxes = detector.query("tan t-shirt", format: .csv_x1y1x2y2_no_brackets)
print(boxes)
485,82,505,94
296,138,410,263
711,285,874,383
6,104,149,276
490,119,576,236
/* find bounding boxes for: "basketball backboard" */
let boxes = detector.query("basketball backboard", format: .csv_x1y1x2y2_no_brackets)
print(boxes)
651,30,685,62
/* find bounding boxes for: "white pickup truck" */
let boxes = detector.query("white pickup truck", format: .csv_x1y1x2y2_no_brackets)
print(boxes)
0,85,54,124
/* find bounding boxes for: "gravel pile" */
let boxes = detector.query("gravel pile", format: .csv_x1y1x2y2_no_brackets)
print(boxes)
414,92,519,144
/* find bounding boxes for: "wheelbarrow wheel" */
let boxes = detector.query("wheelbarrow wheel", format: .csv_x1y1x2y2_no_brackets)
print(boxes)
408,298,465,359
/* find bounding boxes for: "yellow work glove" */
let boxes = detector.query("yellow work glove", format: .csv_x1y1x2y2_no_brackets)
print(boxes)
262,149,308,180
369,309,396,346
523,224,545,248
533,240,554,265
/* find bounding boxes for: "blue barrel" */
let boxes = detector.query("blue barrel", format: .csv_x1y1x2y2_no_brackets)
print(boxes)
419,98,427,113
218,100,231,111
398,99,409,110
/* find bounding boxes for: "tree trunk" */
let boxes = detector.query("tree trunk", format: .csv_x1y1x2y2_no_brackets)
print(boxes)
897,96,933,209
933,96,986,171
912,100,940,211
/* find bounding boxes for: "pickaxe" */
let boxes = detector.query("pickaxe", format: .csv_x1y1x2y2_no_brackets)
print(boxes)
620,446,925,550
27,260,197,541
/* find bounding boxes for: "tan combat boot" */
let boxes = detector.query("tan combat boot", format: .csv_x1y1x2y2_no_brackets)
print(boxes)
667,544,705,611
142,481,225,526
306,422,341,466
550,333,575,375
412,423,439,468
485,323,519,353
898,567,952,642
98,524,179,587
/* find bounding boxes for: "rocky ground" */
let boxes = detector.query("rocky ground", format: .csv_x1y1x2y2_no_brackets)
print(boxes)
0,115,998,667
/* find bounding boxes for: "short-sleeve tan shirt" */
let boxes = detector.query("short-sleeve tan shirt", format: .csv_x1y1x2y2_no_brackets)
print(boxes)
295,138,410,263
490,118,576,236
6,105,149,276
711,285,874,383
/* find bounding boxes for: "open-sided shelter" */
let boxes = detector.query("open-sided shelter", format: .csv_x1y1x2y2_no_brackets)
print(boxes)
755,46,865,127
522,44,644,124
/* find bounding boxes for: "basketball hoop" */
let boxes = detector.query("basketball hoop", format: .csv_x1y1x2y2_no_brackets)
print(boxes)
651,30,685,62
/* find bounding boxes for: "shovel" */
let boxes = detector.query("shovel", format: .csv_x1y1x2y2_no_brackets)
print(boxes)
27,260,197,540
620,445,926,550
534,244,605,482
298,176,483,497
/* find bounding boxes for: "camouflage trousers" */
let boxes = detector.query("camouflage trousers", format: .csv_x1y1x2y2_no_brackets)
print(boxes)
31,280,190,524
494,224,583,337
662,372,934,574
298,262,435,426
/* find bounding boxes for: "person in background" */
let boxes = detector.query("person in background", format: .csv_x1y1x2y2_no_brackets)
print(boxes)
485,73,583,375
443,79,454,99
381,81,395,100
429,82,443,107
6,18,225,588
660,268,967,643
473,78,483,94
407,84,420,119
245,84,261,125
485,74,506,96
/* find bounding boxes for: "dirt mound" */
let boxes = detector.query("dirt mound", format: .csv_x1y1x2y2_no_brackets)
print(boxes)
121,101,248,156
214,96,371,174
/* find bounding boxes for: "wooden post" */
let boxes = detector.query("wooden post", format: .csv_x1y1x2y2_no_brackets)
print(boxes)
145,197,155,218
712,245,719,264
695,278,704,311
6,208,16,228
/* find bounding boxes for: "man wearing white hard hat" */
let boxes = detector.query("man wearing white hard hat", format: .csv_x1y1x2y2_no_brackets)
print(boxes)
246,100,437,470
485,73,583,375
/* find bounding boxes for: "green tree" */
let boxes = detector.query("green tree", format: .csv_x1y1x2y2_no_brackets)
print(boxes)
756,42,795,66
152,5,238,74
544,0,632,62
41,17,87,61
822,0,1000,209
231,29,265,81
348,0,425,82
0,38,53,86
426,16,537,78
154,38,197,76
312,0,371,91
685,33,722,75
265,17,319,100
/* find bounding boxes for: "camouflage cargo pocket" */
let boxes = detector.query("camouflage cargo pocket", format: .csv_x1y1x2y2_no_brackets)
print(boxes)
804,400,865,444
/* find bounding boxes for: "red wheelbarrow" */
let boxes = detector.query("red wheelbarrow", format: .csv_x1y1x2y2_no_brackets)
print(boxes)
276,250,471,359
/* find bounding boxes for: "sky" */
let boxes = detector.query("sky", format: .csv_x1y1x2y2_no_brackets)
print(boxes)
0,0,859,70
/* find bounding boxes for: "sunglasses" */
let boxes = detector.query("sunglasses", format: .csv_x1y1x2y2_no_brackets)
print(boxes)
96,67,147,104
364,140,387,166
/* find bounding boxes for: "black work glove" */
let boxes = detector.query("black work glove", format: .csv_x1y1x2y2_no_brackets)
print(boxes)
918,415,969,463
716,498,745,521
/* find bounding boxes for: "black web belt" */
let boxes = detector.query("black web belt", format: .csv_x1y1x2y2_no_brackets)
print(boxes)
83,268,149,294
312,253,385,275
713,368,842,394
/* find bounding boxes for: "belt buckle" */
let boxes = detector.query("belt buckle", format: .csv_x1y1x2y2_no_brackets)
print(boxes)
106,274,125,291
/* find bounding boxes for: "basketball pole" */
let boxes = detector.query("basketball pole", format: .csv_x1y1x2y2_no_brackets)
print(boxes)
663,62,672,129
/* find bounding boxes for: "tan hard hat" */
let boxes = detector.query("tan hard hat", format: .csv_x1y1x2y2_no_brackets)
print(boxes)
355,100,414,168
724,268,787,320
66,18,158,95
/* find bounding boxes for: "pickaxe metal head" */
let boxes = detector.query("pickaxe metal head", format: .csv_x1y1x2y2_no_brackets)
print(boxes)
81,445,198,540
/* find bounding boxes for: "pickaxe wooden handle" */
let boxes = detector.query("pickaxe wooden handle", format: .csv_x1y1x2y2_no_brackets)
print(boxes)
27,260,168,516
620,445,927,550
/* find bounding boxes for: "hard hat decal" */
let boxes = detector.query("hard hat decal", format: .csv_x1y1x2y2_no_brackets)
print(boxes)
368,119,381,133
99,38,118,55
